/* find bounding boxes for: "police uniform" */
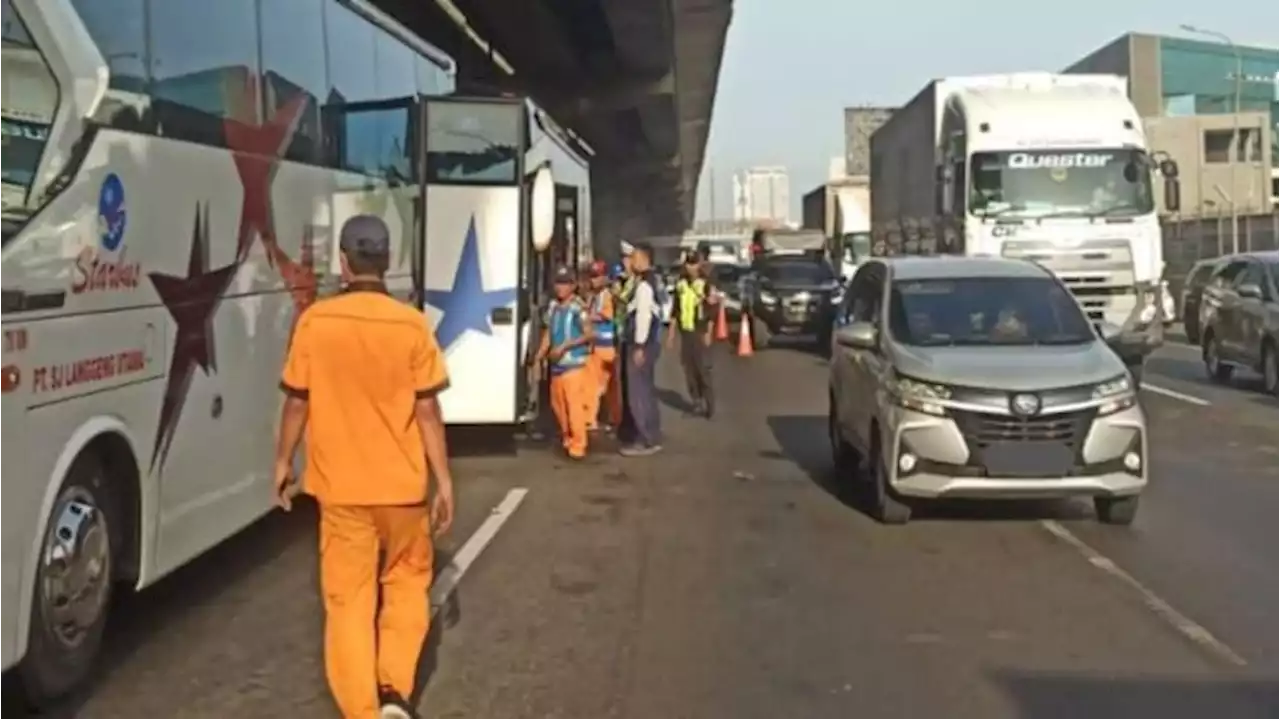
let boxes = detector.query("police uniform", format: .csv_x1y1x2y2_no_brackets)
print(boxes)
621,265,665,453
672,273,715,417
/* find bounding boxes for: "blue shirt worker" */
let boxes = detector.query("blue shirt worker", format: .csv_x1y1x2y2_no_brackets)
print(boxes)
619,242,665,456
536,266,595,459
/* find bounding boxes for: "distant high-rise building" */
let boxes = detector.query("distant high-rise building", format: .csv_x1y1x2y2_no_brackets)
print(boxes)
733,166,790,226
843,107,895,177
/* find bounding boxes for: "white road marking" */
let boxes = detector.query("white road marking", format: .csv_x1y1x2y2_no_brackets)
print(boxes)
1039,519,1247,667
1141,382,1211,406
430,487,529,616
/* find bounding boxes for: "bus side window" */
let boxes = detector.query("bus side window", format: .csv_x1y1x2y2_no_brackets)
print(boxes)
149,0,260,146
260,0,327,164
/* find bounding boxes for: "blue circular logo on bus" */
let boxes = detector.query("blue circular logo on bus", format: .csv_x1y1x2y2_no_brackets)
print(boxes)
98,173,127,252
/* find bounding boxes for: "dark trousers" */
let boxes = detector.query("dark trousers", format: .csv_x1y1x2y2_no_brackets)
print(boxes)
678,329,713,412
625,343,662,447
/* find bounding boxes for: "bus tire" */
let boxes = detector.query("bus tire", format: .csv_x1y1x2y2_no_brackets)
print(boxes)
20,452,118,706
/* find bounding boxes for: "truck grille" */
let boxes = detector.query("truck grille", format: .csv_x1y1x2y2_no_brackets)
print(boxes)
1001,239,1137,323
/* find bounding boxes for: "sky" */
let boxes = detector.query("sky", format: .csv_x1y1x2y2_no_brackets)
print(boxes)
695,0,1279,221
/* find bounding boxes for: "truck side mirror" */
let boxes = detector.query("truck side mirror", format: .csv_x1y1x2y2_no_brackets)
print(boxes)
1163,177,1181,214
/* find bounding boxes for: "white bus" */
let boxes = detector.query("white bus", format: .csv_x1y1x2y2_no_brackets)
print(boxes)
1,0,590,702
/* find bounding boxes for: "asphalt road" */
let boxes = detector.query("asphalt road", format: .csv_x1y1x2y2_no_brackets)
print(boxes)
12,332,1277,718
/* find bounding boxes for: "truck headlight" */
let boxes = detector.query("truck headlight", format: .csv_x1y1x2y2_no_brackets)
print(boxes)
1093,373,1137,415
893,373,952,416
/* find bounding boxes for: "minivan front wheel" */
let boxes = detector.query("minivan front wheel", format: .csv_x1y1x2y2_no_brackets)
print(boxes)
1262,340,1278,395
1095,494,1140,526
1202,332,1233,383
867,437,911,525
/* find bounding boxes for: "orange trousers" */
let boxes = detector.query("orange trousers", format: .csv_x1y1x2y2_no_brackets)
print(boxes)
586,347,620,429
319,504,434,719
550,366,590,458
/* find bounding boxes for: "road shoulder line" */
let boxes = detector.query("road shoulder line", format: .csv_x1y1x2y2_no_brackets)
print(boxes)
1039,519,1247,668
431,487,529,617
1141,382,1211,406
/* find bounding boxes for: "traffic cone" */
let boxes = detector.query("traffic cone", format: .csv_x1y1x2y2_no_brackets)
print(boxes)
737,315,754,357
715,301,729,341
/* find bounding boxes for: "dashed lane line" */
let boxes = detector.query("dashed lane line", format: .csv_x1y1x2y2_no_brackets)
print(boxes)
1141,382,1211,406
430,487,529,617
1040,519,1247,668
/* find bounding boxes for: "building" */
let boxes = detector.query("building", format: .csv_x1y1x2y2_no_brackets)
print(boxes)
732,166,790,226
843,107,895,177
1064,33,1278,213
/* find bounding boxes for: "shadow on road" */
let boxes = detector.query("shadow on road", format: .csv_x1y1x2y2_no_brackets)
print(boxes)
1146,354,1267,395
766,415,1091,523
990,668,1278,719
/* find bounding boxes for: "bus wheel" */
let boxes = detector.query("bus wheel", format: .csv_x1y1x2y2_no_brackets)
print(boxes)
21,454,116,706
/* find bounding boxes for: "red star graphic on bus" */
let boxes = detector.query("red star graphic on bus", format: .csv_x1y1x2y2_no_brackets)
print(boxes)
266,225,320,320
224,76,306,265
147,203,241,472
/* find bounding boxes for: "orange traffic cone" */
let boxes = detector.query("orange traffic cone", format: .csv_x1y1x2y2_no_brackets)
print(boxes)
737,315,754,357
715,301,729,341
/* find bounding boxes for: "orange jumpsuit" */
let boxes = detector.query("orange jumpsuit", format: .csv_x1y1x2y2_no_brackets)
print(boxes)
280,282,448,719
585,289,619,429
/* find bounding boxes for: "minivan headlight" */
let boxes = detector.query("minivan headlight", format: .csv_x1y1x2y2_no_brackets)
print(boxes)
893,373,952,416
1093,373,1136,415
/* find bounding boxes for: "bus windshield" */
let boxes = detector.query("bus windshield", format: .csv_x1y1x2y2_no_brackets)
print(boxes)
968,148,1154,220
2,0,60,238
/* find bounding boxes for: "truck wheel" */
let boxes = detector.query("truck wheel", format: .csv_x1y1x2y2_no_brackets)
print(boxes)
20,454,117,706
1094,494,1140,526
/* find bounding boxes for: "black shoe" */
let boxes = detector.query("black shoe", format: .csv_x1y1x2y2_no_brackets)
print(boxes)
379,688,419,719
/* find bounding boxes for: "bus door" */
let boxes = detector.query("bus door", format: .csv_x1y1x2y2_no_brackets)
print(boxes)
326,96,426,306
419,96,525,425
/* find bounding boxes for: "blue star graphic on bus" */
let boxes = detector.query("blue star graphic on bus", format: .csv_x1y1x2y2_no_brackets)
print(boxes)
423,215,518,351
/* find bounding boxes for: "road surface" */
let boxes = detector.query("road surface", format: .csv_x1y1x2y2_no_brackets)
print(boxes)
15,335,1277,718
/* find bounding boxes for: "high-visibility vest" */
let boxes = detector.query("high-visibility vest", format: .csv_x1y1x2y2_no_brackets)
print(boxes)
590,290,615,343
675,277,708,332
547,297,589,374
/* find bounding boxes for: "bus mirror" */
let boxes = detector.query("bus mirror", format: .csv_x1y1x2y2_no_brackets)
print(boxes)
1163,177,1181,214
530,165,555,253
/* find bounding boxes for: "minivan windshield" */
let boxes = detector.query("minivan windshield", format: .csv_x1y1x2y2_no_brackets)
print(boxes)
889,276,1094,347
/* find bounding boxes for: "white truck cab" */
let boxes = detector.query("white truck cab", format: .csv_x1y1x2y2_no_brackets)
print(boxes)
872,73,1182,379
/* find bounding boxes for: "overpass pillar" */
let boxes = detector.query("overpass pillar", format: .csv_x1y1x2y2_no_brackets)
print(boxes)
591,168,653,262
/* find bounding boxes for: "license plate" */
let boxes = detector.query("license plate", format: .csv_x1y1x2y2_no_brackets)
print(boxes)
979,442,1073,478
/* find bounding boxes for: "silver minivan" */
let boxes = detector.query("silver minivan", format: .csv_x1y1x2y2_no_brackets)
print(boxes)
828,257,1146,525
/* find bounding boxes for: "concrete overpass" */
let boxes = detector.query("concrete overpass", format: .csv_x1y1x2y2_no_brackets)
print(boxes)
375,0,733,251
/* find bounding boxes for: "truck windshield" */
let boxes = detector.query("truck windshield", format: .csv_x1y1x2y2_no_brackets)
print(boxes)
2,0,60,239
968,149,1154,220
888,276,1094,347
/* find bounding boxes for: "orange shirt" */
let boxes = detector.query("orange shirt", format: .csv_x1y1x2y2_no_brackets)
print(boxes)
280,282,448,506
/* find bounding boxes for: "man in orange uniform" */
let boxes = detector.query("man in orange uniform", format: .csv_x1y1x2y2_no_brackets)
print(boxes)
273,215,455,719
536,266,595,459
584,260,620,432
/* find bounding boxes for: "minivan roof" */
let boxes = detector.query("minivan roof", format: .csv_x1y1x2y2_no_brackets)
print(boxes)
881,256,1050,282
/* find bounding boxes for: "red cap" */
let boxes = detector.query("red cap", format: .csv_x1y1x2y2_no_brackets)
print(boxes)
590,260,608,276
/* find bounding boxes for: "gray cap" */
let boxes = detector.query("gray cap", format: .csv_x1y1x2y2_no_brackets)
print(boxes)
339,214,390,256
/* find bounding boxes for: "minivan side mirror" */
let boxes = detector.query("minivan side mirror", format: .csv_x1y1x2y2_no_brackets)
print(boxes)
1236,283,1262,300
835,321,878,350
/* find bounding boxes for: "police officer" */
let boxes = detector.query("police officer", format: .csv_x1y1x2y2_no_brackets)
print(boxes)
618,242,664,456
666,251,716,418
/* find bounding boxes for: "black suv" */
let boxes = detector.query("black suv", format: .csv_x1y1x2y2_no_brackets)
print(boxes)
744,253,844,350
